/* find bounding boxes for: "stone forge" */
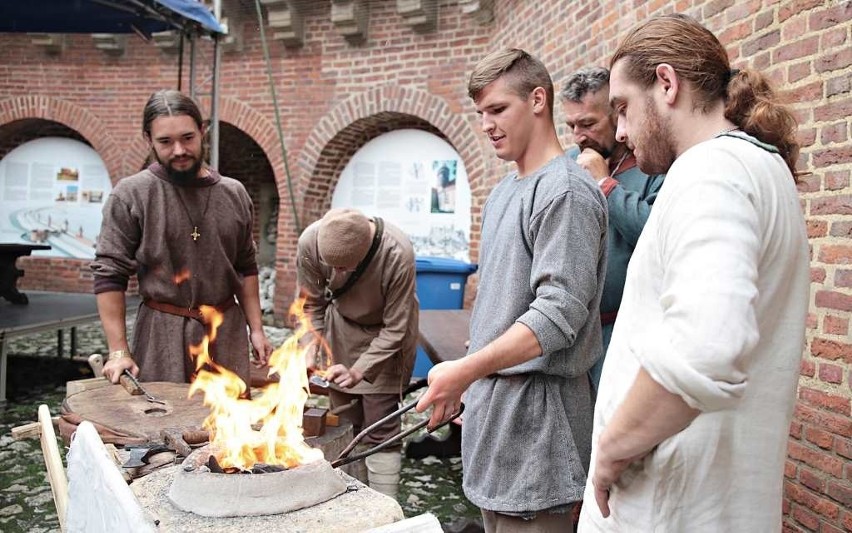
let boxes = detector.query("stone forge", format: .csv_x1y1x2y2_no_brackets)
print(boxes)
168,446,348,518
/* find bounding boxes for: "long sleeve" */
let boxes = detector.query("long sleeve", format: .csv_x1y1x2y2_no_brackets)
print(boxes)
517,191,607,356
633,152,760,412
606,173,664,246
296,232,328,336
91,190,139,294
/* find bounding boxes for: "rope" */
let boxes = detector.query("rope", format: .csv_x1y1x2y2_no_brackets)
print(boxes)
254,0,301,236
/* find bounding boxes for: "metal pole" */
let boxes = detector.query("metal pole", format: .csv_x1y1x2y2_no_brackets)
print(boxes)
210,33,221,169
188,34,197,100
177,32,184,91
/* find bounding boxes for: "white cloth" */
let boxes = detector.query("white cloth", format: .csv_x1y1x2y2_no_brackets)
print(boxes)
579,132,809,532
66,422,157,533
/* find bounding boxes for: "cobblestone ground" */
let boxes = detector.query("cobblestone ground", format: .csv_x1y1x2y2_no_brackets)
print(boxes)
0,320,480,532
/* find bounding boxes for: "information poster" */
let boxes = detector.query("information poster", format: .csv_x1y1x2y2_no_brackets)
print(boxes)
331,129,471,261
0,137,112,259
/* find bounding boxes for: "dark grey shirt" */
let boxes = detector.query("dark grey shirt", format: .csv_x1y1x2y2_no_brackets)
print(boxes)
462,154,608,512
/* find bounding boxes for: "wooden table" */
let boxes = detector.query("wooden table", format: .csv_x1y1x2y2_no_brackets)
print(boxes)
417,309,471,364
0,291,140,404
407,309,471,459
0,243,51,304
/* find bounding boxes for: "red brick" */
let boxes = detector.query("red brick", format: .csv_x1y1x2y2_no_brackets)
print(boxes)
827,480,852,507
775,36,820,62
836,269,852,287
817,245,852,264
788,440,846,478
821,522,845,533
822,316,848,336
801,358,816,377
805,426,835,449
799,388,851,416
815,290,852,312
794,404,852,438
825,171,850,192
811,268,826,283
792,419,804,438
807,220,828,238
788,459,800,478
818,363,844,384
821,121,849,145
792,504,821,530
800,466,826,492
814,100,852,124
836,437,852,461
809,2,852,31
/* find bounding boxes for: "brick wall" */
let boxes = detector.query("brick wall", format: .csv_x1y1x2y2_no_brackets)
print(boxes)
1,1,849,528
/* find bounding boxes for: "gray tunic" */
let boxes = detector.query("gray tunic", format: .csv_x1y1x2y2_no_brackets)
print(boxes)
91,164,257,388
462,154,608,513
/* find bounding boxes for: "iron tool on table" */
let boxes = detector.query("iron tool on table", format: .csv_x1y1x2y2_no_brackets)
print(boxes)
121,369,166,405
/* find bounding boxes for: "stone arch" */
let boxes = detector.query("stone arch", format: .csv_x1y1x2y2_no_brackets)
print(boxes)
0,96,122,179
298,85,487,228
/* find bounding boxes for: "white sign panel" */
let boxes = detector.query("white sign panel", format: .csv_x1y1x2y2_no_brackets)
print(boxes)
331,129,471,261
0,137,112,259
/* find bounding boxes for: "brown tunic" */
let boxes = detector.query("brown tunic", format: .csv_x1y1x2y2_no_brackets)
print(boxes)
91,164,257,387
297,218,418,395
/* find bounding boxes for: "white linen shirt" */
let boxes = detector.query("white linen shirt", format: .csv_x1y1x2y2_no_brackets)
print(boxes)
579,132,809,532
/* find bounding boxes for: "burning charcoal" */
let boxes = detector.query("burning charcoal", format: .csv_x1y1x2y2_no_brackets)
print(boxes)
250,463,288,474
223,467,242,474
207,455,225,474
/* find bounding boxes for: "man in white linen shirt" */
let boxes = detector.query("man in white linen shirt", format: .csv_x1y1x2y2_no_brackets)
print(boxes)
579,14,809,532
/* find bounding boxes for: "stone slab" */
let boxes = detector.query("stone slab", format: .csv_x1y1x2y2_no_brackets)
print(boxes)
132,465,404,532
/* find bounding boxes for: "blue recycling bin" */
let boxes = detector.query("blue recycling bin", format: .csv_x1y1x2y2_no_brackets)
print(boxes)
412,256,478,378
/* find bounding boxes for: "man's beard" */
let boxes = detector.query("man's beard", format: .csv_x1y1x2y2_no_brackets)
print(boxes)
635,97,677,175
155,152,203,183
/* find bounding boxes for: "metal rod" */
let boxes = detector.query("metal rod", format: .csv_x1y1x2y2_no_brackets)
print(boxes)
210,33,221,168
188,34,197,100
177,32,184,91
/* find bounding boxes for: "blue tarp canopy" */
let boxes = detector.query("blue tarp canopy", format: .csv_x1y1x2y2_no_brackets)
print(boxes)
0,0,223,35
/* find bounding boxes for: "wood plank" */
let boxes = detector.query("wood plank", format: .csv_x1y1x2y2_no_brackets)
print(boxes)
418,309,470,364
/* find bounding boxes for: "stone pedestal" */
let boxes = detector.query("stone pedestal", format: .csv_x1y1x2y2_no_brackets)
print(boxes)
132,466,404,532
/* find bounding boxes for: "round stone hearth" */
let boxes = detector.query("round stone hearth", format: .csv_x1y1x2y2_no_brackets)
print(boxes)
168,445,348,517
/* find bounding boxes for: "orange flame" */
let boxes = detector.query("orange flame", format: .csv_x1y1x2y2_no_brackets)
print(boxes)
187,297,324,471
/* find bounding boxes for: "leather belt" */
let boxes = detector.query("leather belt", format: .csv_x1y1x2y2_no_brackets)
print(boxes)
143,298,236,322
600,311,618,326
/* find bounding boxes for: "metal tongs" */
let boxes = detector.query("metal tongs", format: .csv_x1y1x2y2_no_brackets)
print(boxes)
331,399,464,468
122,369,167,405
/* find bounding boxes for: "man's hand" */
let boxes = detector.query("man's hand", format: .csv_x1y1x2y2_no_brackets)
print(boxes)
577,148,609,179
250,329,274,367
415,359,471,430
103,357,139,384
592,445,645,518
325,364,364,388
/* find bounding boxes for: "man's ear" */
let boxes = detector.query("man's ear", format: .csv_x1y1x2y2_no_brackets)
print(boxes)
655,63,679,106
531,86,548,114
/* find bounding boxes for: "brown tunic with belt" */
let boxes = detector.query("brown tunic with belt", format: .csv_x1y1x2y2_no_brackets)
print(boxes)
297,218,418,396
91,163,257,387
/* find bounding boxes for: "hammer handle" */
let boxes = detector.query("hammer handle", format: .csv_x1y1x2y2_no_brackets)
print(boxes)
119,374,144,395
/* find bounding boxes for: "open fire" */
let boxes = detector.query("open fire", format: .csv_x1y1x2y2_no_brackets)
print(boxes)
186,297,324,472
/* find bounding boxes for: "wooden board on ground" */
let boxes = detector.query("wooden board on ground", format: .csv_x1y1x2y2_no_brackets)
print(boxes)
63,382,209,443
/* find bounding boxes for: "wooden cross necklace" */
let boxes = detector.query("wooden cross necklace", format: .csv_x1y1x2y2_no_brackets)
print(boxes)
175,182,214,242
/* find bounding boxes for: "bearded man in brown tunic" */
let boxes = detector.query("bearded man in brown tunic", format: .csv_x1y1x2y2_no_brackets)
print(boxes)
297,208,418,498
91,90,272,392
